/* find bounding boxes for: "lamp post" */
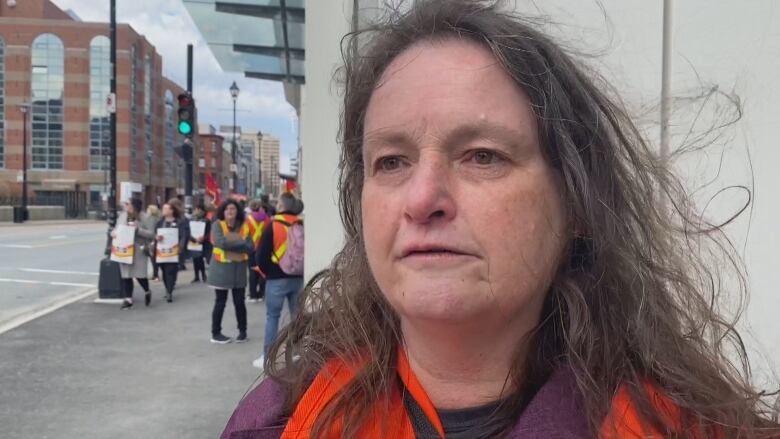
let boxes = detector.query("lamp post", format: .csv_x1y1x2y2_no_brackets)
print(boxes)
229,81,239,191
18,101,30,222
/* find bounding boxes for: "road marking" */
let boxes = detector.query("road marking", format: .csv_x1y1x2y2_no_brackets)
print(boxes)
18,268,99,276
0,244,34,249
0,278,38,284
51,282,96,288
49,235,67,240
0,278,93,288
0,288,97,335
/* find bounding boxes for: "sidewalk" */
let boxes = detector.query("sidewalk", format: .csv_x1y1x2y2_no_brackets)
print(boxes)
0,277,272,439
0,219,103,227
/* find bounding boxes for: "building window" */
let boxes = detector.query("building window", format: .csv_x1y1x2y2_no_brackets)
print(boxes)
0,37,5,168
211,157,216,167
88,36,110,171
31,33,64,170
211,141,216,154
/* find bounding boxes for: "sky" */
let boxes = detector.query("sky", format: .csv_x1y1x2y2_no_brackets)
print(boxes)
51,0,297,172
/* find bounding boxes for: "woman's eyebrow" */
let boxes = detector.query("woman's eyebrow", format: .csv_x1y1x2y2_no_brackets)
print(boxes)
363,121,530,151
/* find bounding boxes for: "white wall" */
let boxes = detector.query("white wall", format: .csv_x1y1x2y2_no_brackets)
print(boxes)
512,0,779,385
301,0,354,279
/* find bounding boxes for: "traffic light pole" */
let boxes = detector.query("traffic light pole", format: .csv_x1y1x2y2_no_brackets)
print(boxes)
108,0,118,227
184,44,194,217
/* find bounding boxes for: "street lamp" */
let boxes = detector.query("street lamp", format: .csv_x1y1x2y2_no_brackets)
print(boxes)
229,81,239,191
17,101,30,222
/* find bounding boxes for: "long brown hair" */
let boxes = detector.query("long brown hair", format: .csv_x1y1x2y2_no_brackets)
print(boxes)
267,1,780,437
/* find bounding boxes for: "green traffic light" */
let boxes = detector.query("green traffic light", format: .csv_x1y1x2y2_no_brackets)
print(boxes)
178,120,193,135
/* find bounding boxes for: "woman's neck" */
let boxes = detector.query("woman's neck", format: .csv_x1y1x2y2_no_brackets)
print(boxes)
401,317,531,410
165,215,175,222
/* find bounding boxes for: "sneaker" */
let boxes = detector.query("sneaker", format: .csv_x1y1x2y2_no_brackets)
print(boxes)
191,278,200,283
248,298,258,303
252,355,265,369
210,334,232,344
120,300,133,310
235,332,248,343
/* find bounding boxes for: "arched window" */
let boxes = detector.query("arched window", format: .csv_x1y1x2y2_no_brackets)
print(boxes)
89,36,110,171
31,33,64,170
0,36,5,168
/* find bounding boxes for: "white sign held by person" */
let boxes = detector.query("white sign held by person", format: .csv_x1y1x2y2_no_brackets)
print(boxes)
110,224,135,264
156,228,180,264
188,221,206,252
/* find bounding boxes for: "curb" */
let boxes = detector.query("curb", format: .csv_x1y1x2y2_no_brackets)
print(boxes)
0,288,98,335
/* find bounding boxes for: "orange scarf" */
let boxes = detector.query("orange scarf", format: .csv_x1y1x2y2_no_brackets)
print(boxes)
281,348,694,439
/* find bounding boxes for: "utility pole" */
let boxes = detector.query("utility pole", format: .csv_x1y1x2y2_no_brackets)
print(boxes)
108,0,118,228
184,44,194,217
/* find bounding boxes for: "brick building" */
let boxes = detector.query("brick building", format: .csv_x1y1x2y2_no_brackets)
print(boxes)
195,124,225,202
0,0,192,215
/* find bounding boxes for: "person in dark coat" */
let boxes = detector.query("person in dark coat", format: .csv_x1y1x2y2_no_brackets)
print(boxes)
189,202,212,283
155,200,187,303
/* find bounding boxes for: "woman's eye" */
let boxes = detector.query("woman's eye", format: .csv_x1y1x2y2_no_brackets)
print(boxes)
471,150,499,165
378,156,403,172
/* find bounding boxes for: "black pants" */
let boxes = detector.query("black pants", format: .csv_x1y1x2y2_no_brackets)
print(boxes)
151,254,159,279
193,256,207,281
248,268,265,300
160,263,179,295
122,278,149,299
211,288,247,336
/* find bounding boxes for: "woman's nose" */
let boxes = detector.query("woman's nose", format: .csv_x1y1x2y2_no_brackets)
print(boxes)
402,155,457,225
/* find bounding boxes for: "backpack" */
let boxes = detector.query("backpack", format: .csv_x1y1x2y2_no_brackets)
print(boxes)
276,218,304,276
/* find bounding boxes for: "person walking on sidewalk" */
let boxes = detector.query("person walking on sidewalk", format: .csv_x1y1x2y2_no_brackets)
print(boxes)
113,197,155,310
245,199,270,302
145,204,161,281
155,201,187,303
189,203,212,283
252,192,304,367
208,199,254,344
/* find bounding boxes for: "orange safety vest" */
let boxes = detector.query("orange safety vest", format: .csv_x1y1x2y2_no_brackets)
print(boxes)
245,214,267,250
281,348,703,439
271,213,301,265
211,220,250,263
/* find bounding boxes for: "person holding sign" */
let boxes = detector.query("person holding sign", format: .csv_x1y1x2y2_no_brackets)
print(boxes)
208,199,254,344
110,198,155,310
155,201,188,303
188,203,211,283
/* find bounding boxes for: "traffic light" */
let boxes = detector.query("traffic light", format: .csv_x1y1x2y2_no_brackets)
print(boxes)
177,92,195,137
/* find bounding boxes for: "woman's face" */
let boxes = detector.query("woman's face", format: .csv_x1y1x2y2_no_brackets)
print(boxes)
224,204,237,220
361,40,568,332
125,202,134,215
162,204,172,218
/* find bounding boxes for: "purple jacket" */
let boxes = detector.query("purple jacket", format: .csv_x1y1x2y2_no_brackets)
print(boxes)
221,368,592,438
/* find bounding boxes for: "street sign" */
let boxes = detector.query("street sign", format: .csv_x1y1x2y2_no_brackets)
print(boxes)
106,93,116,113
230,164,238,173
16,171,23,182
198,158,205,168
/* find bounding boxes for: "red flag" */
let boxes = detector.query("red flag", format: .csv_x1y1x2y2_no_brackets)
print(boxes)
285,179,298,194
206,173,222,205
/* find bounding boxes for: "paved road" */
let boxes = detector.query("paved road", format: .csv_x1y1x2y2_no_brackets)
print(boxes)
0,280,269,439
0,221,107,328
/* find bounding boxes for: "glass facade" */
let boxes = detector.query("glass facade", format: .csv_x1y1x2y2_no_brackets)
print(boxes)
143,55,153,170
0,37,4,168
89,36,110,171
31,33,65,170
